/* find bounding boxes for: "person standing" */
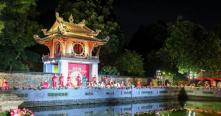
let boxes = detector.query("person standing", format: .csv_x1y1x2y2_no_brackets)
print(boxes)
66,74,72,88
92,75,97,83
76,74,82,87
52,74,57,89
2,79,9,90
59,74,64,88
82,74,87,87
136,81,142,88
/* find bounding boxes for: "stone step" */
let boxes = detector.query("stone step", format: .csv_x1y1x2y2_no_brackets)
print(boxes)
0,94,23,101
0,93,24,112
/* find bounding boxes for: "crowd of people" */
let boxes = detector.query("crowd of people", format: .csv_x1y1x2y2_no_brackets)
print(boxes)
177,80,221,90
39,74,175,89
1,74,221,90
40,74,136,89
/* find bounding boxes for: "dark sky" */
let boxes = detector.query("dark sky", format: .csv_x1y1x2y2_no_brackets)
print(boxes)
114,0,221,41
37,0,221,42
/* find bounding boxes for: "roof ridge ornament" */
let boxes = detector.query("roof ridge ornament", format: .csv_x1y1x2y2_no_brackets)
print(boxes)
69,14,74,23
41,29,50,35
58,23,65,35
95,29,101,36
104,36,110,42
33,34,40,40
78,19,86,27
55,12,64,23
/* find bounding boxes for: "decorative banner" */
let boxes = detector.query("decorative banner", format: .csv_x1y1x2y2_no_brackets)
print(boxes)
68,63,89,81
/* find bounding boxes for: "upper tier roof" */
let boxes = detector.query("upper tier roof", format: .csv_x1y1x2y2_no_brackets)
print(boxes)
34,12,109,45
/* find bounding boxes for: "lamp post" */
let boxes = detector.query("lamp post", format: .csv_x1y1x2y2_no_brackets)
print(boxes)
188,71,197,80
189,71,193,80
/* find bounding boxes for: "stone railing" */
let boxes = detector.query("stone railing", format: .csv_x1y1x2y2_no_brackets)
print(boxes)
42,54,99,62
9,87,179,107
184,87,221,98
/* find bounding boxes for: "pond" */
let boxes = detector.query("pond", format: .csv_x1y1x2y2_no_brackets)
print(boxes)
28,100,221,116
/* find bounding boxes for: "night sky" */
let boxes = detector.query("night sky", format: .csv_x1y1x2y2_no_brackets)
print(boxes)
114,0,221,41
37,0,221,50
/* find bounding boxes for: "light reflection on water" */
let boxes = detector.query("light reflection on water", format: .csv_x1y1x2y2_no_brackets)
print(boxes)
30,100,221,116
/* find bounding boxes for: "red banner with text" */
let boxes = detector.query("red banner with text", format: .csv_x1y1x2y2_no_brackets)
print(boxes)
68,63,89,81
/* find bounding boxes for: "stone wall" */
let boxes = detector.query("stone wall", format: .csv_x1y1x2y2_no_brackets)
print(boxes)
0,72,53,88
0,72,151,88
11,87,179,107
184,87,221,99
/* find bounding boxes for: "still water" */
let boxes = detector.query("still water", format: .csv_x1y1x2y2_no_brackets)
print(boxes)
30,100,221,116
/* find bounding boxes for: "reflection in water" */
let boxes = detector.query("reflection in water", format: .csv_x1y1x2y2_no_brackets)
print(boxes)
30,100,221,116
184,101,221,115
178,87,188,107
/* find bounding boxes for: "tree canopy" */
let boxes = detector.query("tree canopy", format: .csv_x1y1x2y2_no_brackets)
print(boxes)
163,18,221,74
0,0,41,71
0,0,123,72
130,17,221,77
115,50,145,76
56,0,123,66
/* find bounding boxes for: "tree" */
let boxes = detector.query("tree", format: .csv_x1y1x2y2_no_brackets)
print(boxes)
56,0,123,66
145,49,177,76
0,1,5,33
100,65,119,76
164,17,221,74
115,50,145,76
0,0,41,71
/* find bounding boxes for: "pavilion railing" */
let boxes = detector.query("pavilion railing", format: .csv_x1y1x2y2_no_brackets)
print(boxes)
42,53,99,62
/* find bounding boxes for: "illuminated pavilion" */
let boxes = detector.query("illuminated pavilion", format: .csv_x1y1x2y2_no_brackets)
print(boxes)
34,12,108,82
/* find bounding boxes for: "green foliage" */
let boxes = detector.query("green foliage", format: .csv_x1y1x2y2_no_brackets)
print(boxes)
164,17,221,74
145,49,176,76
100,65,119,75
0,0,122,72
0,111,9,116
0,1,6,33
115,50,145,76
0,0,41,71
56,0,123,65
144,17,221,78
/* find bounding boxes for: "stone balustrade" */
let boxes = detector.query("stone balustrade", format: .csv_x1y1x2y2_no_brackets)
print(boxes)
8,87,179,107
